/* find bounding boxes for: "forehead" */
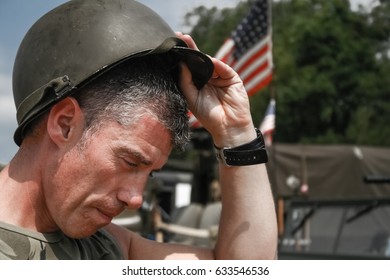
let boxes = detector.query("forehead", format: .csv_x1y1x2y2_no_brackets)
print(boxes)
92,116,173,161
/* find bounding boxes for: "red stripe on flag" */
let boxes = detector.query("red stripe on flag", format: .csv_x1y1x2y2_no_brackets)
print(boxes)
242,60,270,85
220,48,235,64
247,73,272,96
235,43,269,74
213,0,273,96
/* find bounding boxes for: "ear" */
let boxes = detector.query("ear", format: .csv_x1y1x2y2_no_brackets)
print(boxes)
46,97,84,147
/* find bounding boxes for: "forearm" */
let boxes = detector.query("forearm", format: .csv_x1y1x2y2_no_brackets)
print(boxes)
175,33,277,259
214,163,277,259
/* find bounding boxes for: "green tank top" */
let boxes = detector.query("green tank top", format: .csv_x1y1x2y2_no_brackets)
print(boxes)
0,222,124,260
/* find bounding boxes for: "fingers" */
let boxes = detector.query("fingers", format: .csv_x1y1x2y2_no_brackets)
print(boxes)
175,32,200,51
211,58,232,78
178,63,197,103
175,32,240,85
175,32,237,77
210,57,242,86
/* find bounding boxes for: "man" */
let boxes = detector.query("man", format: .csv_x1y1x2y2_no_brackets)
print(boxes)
0,0,277,259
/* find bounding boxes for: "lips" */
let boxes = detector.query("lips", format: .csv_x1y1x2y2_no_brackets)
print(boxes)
96,208,120,223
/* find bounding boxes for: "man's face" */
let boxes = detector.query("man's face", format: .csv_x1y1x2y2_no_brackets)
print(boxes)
43,115,172,238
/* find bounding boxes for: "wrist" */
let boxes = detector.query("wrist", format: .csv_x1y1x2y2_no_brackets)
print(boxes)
214,128,268,166
212,126,257,148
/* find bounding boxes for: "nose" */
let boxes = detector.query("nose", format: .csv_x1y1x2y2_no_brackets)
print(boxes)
117,182,145,209
117,189,144,209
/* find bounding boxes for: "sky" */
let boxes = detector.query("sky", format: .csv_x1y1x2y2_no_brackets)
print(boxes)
0,0,377,163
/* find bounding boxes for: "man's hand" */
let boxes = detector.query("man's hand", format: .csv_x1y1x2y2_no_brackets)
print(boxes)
176,33,257,148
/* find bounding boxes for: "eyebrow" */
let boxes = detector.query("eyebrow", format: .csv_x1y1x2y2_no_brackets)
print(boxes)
118,147,152,166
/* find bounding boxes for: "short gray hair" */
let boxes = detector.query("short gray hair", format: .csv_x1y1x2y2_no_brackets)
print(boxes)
74,54,190,150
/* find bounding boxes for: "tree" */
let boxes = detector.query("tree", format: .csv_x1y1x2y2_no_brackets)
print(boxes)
185,0,390,146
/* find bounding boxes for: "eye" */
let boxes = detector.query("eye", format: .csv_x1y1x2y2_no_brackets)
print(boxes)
122,158,137,168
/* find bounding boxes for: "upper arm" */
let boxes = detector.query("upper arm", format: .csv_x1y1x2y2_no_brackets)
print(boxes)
104,223,214,260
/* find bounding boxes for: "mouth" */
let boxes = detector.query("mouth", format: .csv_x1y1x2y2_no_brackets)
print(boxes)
96,208,117,224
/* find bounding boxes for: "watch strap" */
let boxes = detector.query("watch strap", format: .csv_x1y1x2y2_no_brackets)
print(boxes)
214,128,268,166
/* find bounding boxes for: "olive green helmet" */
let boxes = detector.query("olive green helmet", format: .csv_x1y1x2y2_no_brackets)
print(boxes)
12,0,213,146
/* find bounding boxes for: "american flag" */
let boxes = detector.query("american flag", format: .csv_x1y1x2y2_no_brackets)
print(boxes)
215,0,273,96
259,98,275,146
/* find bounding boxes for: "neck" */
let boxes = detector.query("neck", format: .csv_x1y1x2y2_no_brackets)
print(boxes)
0,142,57,233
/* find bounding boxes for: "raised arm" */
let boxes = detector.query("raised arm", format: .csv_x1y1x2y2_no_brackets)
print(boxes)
177,33,278,259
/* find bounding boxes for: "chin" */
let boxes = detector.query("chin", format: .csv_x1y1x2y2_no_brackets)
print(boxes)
61,223,101,239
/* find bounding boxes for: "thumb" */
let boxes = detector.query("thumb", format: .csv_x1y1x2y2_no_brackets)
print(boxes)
179,63,198,109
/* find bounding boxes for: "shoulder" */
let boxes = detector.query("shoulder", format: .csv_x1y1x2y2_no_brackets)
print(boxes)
104,223,214,260
103,223,156,259
103,223,134,258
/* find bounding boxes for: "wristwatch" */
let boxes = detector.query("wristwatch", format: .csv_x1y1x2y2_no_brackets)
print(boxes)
214,128,268,166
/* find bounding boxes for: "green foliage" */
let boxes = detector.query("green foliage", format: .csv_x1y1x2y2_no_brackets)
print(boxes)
185,0,390,147
184,2,255,55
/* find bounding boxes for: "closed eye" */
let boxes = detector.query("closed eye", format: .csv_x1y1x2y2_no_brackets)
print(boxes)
122,158,160,178
124,159,137,168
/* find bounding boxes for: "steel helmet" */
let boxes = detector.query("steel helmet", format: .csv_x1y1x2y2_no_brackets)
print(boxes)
12,0,214,146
